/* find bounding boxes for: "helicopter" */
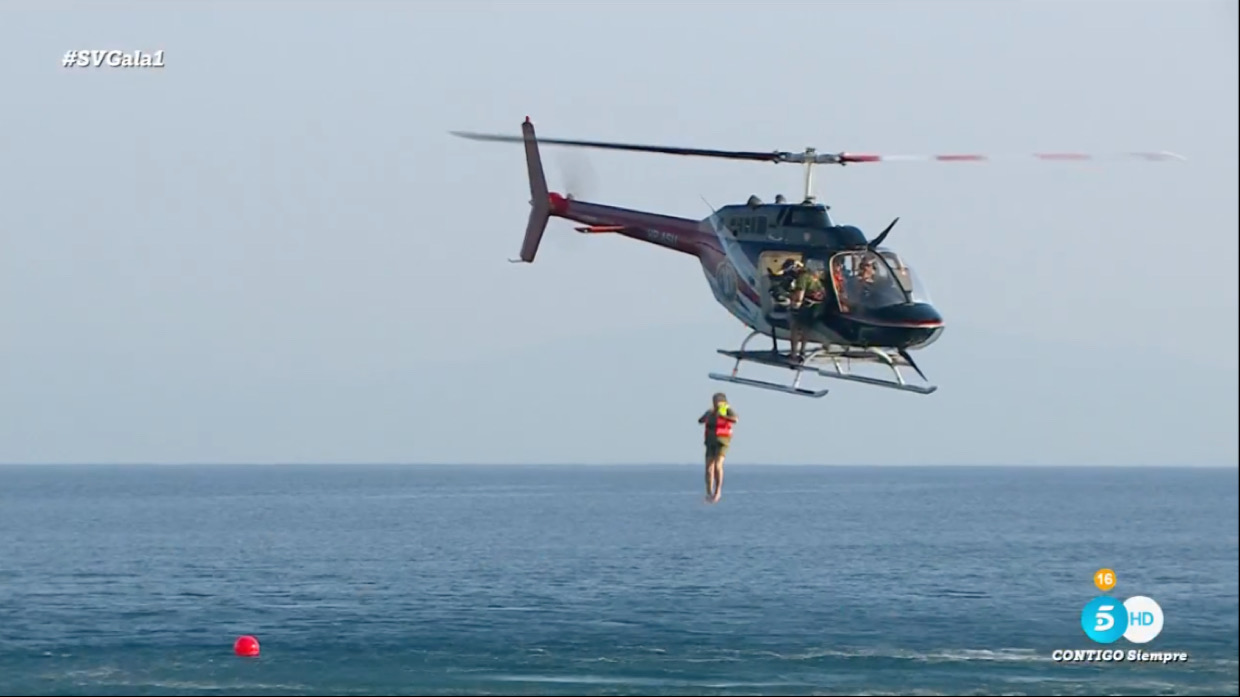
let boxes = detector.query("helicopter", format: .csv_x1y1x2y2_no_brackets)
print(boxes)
452,117,1184,398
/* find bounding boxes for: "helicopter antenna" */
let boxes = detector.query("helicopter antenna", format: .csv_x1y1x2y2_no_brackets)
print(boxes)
700,194,727,233
700,194,720,217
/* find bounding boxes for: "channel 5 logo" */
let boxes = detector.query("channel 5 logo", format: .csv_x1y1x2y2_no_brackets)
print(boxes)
1081,568,1164,644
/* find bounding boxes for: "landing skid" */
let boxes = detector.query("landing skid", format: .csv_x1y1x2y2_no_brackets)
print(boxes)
707,331,938,398
707,372,831,398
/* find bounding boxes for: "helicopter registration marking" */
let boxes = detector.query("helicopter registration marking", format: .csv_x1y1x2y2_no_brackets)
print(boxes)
647,229,678,246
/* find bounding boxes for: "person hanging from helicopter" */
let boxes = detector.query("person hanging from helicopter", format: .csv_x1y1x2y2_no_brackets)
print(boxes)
787,262,826,361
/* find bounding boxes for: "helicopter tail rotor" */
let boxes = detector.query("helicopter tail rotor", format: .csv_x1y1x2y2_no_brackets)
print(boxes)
556,148,597,202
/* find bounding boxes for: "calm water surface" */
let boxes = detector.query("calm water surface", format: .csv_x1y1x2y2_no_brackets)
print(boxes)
0,465,1236,696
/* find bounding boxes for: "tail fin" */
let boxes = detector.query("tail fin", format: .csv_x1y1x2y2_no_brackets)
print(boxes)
513,117,552,264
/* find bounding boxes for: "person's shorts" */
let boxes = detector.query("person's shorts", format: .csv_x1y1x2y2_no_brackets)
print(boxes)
793,303,820,324
705,437,731,459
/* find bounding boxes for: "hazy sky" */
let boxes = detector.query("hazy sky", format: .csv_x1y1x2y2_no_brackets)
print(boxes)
2,1,1236,466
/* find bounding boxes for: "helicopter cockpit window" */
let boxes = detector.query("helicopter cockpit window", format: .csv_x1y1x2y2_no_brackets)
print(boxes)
829,250,912,313
726,216,768,238
877,249,932,304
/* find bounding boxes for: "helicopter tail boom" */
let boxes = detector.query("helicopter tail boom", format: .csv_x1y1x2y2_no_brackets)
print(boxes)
513,117,553,264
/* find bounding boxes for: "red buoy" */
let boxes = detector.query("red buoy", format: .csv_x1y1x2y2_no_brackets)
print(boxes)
234,635,260,657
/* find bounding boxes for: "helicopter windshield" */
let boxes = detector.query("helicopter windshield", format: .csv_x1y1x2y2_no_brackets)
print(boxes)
829,249,930,313
876,248,932,304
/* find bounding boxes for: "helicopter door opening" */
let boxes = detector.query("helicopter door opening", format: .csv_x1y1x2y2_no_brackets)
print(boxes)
758,251,802,320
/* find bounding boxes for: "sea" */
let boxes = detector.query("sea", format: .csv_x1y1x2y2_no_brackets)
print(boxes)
0,464,1236,696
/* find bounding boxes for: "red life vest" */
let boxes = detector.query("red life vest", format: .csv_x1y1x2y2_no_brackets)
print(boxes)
714,408,734,438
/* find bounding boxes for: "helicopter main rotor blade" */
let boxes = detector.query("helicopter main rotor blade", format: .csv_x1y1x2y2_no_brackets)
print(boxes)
450,130,794,164
831,150,1187,163
452,122,1186,168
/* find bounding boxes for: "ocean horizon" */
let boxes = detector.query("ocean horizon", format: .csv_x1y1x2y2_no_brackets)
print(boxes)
2,464,1236,696
3,462,1235,468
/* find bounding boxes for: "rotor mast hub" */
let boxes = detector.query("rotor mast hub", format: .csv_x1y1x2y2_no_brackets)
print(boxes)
801,147,817,203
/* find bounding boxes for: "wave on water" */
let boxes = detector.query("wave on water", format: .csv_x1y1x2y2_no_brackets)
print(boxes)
49,667,317,695
750,647,1048,663
484,673,807,688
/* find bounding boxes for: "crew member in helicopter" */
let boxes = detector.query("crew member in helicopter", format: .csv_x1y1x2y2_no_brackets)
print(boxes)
766,258,800,308
787,262,826,362
859,257,878,285
851,255,886,303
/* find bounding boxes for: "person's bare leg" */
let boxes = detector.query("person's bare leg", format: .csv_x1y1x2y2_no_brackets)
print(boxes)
705,450,716,501
711,458,725,502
